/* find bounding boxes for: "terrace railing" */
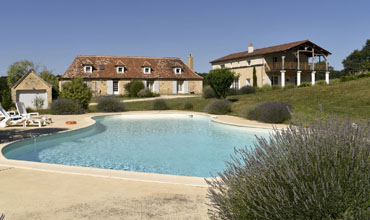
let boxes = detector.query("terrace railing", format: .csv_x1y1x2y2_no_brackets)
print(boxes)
267,62,327,71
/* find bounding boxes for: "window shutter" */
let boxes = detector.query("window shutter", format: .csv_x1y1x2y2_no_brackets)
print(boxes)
172,81,177,94
155,80,160,93
142,80,147,87
107,80,113,95
184,81,189,93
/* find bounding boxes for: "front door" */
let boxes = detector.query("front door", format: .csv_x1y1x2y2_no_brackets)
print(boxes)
177,81,184,93
113,81,119,95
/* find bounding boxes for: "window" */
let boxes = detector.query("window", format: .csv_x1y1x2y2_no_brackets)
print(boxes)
99,65,104,70
270,75,279,85
220,64,225,69
272,57,278,62
247,60,251,66
146,81,154,91
174,67,182,74
84,65,92,73
94,81,98,92
113,81,119,94
116,66,125,74
230,78,239,89
177,80,184,93
85,81,91,88
246,78,251,86
143,67,151,74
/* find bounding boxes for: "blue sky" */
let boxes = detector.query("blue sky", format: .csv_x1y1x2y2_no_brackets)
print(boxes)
0,0,369,76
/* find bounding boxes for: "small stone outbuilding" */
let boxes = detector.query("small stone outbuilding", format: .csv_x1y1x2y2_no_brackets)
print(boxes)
11,70,52,109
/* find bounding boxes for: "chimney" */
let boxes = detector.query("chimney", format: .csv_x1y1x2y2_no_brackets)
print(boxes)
187,53,194,71
248,43,254,53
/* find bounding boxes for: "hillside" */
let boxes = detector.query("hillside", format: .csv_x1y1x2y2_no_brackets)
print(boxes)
124,77,370,122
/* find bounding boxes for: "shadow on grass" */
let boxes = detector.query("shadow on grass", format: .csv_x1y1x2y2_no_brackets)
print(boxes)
0,128,67,144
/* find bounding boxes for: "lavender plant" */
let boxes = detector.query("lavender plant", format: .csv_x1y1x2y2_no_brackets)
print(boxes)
204,99,232,115
248,102,292,123
206,119,370,220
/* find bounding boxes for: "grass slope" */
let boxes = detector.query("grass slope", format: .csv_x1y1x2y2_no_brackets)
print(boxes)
124,78,370,122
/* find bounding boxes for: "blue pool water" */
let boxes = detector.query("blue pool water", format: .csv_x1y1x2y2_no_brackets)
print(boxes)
2,114,271,177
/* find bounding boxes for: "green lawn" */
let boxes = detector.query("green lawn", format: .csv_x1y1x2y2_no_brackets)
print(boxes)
122,77,370,123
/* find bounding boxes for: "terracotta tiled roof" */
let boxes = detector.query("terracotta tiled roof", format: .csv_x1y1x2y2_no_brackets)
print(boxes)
210,40,331,63
61,56,202,80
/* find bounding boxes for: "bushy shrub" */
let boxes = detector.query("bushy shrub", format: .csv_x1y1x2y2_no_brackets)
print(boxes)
202,85,216,99
183,102,193,110
124,82,132,94
227,89,238,96
33,96,45,110
271,84,282,90
298,82,311,87
257,84,272,92
203,99,232,114
340,72,370,82
0,89,13,110
96,96,125,112
239,85,256,94
137,88,154,98
207,119,370,220
50,98,84,115
248,102,292,123
129,80,145,97
60,77,92,109
152,99,169,110
340,75,357,82
206,68,237,98
357,72,370,78
316,80,328,86
283,83,296,89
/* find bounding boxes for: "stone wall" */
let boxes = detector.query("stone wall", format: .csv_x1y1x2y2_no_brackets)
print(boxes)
188,80,202,94
158,80,173,94
232,66,265,87
59,79,203,96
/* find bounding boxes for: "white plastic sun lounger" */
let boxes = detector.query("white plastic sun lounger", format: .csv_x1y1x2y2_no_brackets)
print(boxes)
16,102,52,123
0,103,26,128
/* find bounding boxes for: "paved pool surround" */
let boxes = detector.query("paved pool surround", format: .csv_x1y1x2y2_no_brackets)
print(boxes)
0,111,287,186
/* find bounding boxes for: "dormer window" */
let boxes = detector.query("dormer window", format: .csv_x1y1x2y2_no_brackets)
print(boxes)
143,67,151,74
116,66,125,74
84,65,92,73
174,67,182,74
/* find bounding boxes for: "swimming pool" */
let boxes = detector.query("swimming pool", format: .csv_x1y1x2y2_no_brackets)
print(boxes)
2,114,271,177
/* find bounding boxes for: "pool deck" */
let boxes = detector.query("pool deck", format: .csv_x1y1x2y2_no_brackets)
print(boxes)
0,111,288,219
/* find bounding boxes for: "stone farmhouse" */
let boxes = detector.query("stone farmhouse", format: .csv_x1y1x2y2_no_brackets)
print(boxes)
210,40,331,88
60,55,203,96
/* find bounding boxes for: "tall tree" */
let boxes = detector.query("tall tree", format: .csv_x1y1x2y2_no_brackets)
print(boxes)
0,76,13,110
40,69,60,99
7,60,35,86
342,39,370,74
252,66,257,87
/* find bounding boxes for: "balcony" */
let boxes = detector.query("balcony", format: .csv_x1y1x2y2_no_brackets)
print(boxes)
267,61,327,72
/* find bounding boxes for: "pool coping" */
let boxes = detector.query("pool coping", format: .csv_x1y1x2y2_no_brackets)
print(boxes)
0,111,288,187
